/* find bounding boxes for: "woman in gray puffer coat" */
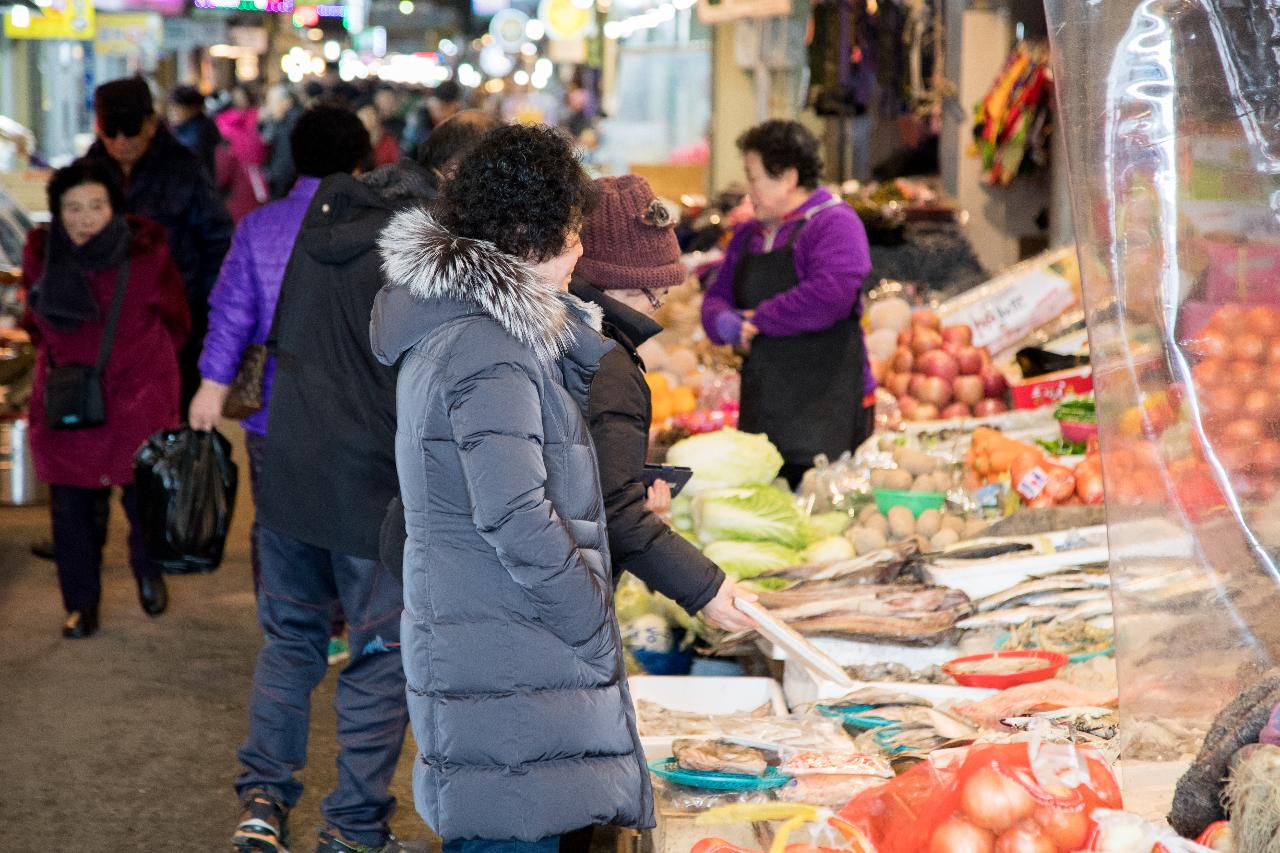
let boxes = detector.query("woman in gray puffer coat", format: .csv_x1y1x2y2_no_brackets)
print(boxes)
370,124,652,849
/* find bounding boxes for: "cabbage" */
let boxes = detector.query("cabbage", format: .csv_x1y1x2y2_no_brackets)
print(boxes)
666,429,784,494
808,511,853,538
703,540,800,580
798,536,856,565
693,486,809,549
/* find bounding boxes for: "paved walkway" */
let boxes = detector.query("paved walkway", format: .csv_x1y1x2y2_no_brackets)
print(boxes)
0,427,438,852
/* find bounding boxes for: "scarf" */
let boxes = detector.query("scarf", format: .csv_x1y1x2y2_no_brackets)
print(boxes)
30,215,131,332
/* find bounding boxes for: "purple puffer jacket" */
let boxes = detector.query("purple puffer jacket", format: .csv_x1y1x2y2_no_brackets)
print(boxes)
198,176,320,434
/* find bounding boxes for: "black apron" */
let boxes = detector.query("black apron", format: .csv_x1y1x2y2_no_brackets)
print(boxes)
732,200,868,469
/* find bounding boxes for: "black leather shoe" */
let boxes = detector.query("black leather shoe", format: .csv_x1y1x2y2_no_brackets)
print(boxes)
62,608,99,639
137,575,168,616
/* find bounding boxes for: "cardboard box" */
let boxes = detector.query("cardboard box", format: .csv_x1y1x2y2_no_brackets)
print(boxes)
1010,365,1093,410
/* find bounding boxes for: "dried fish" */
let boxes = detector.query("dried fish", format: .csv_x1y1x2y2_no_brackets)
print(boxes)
958,606,1065,629
1023,589,1111,609
798,688,932,713
757,542,918,584
672,739,769,776
975,574,1109,612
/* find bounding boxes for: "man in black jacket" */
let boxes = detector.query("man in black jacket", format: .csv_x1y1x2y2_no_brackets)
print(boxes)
231,111,496,853
86,76,233,410
167,85,221,178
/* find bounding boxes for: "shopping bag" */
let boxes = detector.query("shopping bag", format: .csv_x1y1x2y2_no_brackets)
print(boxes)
134,427,238,573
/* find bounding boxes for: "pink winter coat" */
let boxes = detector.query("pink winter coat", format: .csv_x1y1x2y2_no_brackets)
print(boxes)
22,217,191,488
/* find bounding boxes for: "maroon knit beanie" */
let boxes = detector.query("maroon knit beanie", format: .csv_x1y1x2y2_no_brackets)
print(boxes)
577,174,685,291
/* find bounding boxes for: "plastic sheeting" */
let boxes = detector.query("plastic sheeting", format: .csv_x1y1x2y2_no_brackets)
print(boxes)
1044,0,1280,813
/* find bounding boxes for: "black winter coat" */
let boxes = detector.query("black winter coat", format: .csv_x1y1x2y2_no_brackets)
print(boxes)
87,125,232,306
257,163,435,559
372,207,652,841
570,278,725,614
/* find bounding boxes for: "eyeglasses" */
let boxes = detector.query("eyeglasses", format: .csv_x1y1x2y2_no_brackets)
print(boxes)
643,290,663,310
99,114,146,139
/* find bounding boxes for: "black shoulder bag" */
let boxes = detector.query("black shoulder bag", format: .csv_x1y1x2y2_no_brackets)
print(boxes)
44,257,130,430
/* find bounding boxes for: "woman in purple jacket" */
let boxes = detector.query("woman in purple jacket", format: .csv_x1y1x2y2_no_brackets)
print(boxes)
188,105,372,589
701,120,873,487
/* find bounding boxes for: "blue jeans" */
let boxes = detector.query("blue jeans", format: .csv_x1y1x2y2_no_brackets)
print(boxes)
235,523,408,846
444,837,562,853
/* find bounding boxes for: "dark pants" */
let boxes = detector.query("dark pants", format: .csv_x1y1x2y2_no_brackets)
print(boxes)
178,308,207,414
235,523,407,846
49,483,158,613
446,837,562,853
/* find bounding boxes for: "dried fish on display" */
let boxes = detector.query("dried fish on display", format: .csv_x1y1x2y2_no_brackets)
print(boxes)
754,542,920,586
951,679,1118,729
672,739,769,776
973,572,1110,612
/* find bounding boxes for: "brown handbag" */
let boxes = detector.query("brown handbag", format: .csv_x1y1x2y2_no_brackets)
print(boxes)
221,343,268,419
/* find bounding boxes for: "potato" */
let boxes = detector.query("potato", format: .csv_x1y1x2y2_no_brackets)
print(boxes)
916,508,942,540
911,474,938,493
930,471,954,492
869,469,892,489
896,448,939,477
940,514,967,534
851,527,888,555
864,513,889,535
858,504,883,524
963,517,990,539
931,528,961,551
887,505,916,539
886,470,914,491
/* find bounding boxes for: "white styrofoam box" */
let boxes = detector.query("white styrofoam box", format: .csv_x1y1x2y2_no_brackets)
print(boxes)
630,675,788,760
757,635,962,669
782,659,996,709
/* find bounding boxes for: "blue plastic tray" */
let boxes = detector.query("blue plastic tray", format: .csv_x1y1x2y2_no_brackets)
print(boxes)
815,705,898,729
648,758,791,791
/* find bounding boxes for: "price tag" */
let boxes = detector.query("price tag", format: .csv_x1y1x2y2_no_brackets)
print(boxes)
1016,466,1050,500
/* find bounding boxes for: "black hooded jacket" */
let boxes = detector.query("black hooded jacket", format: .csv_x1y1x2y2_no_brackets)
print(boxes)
570,278,725,615
257,161,435,559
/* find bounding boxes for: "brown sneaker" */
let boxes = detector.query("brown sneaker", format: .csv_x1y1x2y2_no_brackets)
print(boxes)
232,788,290,852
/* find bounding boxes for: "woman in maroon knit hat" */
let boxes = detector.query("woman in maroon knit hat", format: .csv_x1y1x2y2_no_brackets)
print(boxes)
562,172,757,853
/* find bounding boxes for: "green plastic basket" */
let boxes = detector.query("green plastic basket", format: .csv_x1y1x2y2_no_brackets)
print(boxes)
873,488,946,516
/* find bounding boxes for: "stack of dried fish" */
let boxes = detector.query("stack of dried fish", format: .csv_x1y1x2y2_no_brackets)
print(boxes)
635,700,854,753
957,570,1112,631
795,687,979,759
709,583,972,652
753,541,921,589
994,707,1121,759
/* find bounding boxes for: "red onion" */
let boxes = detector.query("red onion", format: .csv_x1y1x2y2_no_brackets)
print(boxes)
919,349,961,381
954,375,985,406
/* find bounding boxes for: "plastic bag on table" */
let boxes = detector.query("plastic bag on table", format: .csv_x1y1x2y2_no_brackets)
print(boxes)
133,427,238,573
838,742,1121,853
1085,810,1217,852
692,803,875,853
653,778,777,812
774,751,895,809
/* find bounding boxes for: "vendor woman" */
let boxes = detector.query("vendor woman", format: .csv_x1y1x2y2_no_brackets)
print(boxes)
701,119,873,487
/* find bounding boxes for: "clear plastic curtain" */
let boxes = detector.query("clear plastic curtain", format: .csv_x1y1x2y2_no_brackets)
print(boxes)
1043,0,1280,811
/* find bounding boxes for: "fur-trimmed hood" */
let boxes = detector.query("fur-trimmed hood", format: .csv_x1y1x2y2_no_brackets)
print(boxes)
372,206,605,366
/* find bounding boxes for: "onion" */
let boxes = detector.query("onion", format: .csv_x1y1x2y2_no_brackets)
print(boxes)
1033,806,1091,850
898,396,920,420
993,824,1056,853
931,816,996,853
910,373,929,398
955,375,986,406
913,309,942,330
1243,389,1276,420
1187,329,1229,360
1229,360,1261,387
973,398,1009,417
942,325,974,347
1225,419,1264,445
918,376,954,408
1204,386,1242,416
886,372,913,398
1245,305,1280,338
1192,358,1226,388
961,766,1036,833
920,349,961,381
1210,304,1246,334
942,402,973,420
980,367,1009,399
1233,334,1267,363
913,403,939,421
1260,440,1280,474
913,328,945,355
956,346,985,376
891,346,915,374
1267,338,1280,366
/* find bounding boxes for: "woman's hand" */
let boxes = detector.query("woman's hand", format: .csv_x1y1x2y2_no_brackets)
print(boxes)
739,321,760,347
700,577,757,633
188,379,229,431
646,479,673,519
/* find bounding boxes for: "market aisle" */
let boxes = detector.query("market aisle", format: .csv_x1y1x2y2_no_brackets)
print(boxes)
0,427,439,853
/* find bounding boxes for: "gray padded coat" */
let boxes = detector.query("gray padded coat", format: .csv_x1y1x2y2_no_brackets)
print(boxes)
370,208,654,842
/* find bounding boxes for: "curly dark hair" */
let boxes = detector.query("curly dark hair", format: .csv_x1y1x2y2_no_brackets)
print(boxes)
291,105,372,178
48,158,126,219
437,123,597,263
737,119,823,189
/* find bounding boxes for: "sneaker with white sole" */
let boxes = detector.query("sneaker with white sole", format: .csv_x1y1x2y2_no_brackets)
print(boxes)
315,828,403,853
232,788,290,852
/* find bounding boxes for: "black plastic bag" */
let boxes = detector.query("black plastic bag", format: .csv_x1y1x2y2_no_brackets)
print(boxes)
134,427,238,573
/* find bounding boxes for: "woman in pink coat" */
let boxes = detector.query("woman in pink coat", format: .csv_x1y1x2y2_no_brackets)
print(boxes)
22,158,191,638
215,85,269,222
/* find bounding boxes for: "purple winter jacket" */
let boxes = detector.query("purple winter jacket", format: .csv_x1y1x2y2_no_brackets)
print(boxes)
701,187,876,393
198,176,320,434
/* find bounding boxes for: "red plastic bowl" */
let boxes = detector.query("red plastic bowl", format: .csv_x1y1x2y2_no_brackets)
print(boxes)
1059,419,1099,443
942,650,1069,689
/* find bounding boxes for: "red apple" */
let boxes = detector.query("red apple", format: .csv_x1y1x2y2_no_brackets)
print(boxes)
980,366,1009,399
955,346,984,376
941,325,973,347
912,309,941,330
909,373,928,398
890,346,914,374
913,403,939,421
911,328,944,355
898,396,920,420
954,375,985,406
885,372,912,398
941,402,972,419
917,376,954,408
974,398,1009,417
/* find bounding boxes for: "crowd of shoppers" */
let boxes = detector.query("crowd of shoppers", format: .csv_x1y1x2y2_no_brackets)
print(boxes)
15,68,875,853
